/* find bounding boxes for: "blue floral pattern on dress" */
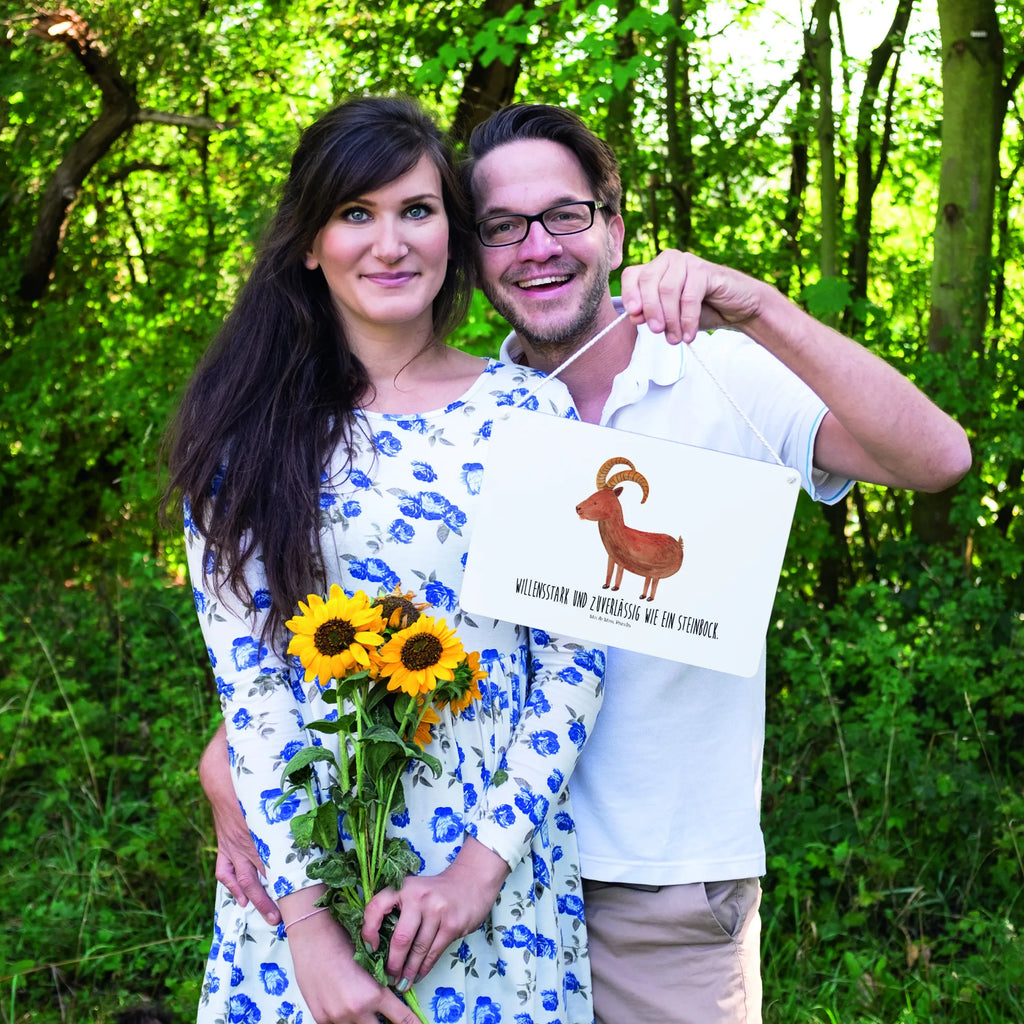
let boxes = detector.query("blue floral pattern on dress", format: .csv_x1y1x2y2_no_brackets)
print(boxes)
191,361,601,1024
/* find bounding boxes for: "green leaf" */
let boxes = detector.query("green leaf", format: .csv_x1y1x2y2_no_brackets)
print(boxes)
612,64,635,91
353,942,388,984
470,27,495,56
365,684,401,715
365,746,408,785
363,722,406,744
412,749,443,777
439,42,467,65
335,901,371,952
289,809,317,848
281,745,337,787
387,786,408,819
801,277,853,319
312,800,341,850
379,837,422,890
303,716,349,734
309,849,362,890
332,788,364,819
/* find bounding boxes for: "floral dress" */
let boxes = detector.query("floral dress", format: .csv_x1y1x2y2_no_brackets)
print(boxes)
189,359,605,1024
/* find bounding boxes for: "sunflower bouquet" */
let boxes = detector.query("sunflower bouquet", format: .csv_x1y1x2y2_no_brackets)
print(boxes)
278,584,485,1020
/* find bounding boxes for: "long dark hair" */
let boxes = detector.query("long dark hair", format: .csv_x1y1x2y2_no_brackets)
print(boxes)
163,96,474,641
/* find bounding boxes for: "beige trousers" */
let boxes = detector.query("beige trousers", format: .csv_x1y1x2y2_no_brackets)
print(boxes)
582,878,762,1024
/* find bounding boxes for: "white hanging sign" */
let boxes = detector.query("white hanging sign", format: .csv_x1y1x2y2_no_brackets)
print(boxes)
461,409,801,677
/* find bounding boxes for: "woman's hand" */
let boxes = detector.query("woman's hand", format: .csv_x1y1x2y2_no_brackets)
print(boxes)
199,723,282,925
284,899,421,1024
361,837,511,991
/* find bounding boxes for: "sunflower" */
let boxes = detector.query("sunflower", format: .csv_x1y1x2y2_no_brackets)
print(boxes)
286,585,386,684
376,615,465,696
410,703,441,749
372,585,428,630
446,650,486,715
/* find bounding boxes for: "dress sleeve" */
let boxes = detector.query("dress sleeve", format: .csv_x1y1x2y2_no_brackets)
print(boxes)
461,368,605,868
467,631,605,870
185,504,323,897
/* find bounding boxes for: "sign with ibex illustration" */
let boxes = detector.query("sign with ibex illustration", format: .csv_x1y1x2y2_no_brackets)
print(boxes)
575,456,685,603
462,409,801,676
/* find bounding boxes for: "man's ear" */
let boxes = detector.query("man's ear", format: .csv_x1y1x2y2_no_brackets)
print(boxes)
607,212,625,271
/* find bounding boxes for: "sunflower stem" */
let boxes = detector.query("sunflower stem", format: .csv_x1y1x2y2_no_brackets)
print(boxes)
372,696,431,872
374,770,404,876
336,711,351,794
402,985,430,1024
303,777,318,822
350,695,375,903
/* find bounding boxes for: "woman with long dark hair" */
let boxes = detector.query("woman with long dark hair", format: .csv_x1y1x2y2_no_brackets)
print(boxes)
165,97,604,1024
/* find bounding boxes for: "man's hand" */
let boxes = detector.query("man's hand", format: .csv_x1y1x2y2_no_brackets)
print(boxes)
620,249,762,344
622,249,970,491
199,723,282,926
361,836,510,990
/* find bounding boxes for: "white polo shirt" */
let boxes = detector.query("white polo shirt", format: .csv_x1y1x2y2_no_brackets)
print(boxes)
500,311,852,884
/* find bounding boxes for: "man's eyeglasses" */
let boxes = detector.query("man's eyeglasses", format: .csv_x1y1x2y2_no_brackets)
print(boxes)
475,200,607,248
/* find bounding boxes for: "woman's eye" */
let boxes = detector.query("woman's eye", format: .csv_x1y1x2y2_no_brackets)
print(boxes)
340,207,370,223
406,204,433,220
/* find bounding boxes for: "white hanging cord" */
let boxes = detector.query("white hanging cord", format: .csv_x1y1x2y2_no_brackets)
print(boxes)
681,342,785,467
518,311,631,398
513,311,786,467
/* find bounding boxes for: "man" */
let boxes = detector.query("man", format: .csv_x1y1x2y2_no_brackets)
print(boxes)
202,104,970,1023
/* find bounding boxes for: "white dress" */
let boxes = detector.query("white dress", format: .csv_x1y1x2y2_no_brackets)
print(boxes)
189,359,605,1024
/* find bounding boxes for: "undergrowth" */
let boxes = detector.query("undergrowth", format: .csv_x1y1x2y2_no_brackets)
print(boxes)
1,524,1021,1023
0,554,214,1023
761,536,1024,1023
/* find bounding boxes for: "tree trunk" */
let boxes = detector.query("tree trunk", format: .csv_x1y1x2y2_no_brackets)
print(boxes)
18,11,139,301
913,0,1004,546
807,0,838,282
927,1,1003,356
782,63,811,300
848,0,913,306
608,0,638,150
805,0,851,605
449,0,533,146
17,8,230,302
664,0,693,248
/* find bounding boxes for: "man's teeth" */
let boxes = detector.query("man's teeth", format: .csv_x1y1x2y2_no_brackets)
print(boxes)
517,275,571,289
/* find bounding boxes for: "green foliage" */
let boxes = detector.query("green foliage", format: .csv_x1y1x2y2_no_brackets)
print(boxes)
0,558,215,1022
762,540,1024,1022
803,276,855,321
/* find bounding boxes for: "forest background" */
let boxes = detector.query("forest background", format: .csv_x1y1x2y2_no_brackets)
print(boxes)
1,0,1021,1021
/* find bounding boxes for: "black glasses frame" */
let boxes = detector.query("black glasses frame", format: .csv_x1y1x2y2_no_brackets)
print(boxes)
475,200,607,247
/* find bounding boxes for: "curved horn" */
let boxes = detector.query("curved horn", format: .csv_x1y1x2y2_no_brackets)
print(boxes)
605,469,649,503
596,456,636,489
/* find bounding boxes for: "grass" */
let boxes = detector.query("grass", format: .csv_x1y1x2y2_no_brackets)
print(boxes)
1,549,1020,1023
0,564,213,1023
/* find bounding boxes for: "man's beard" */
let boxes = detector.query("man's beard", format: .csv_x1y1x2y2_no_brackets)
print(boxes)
481,257,611,358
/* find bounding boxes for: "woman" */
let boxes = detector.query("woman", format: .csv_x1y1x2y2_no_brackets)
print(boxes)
164,97,604,1024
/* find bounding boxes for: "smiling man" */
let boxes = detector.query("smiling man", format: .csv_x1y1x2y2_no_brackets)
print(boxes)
459,103,971,1024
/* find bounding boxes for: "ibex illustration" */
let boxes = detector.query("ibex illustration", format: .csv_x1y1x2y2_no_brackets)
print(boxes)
575,457,684,602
